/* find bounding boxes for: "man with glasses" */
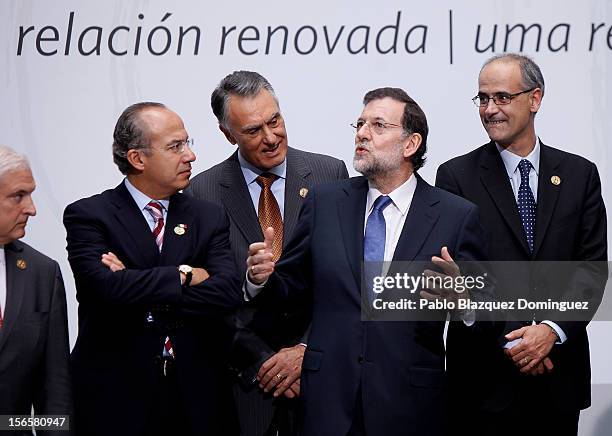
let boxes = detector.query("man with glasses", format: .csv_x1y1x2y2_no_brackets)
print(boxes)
186,71,348,436
245,87,488,436
64,102,243,436
436,54,607,435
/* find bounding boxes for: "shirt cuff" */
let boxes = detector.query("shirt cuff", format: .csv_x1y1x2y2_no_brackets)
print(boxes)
243,271,266,301
541,320,567,344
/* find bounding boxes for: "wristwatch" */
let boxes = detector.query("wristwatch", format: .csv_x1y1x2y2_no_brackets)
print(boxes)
178,264,193,286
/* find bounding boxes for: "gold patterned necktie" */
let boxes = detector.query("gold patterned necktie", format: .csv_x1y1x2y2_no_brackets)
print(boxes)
256,173,284,261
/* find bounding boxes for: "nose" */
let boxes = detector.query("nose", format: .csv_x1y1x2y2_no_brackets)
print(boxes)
183,144,196,162
356,122,371,142
24,195,37,217
483,98,499,117
262,125,276,145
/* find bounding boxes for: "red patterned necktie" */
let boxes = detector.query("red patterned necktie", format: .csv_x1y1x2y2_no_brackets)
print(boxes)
256,173,284,262
144,201,175,359
145,201,165,251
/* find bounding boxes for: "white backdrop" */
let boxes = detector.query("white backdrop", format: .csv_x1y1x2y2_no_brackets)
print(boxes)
2,1,611,433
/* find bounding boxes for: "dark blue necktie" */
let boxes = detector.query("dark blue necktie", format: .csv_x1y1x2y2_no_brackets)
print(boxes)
517,159,536,253
363,195,393,303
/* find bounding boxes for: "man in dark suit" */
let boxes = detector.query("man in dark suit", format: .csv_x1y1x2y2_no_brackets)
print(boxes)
186,71,348,436
63,103,243,436
0,145,72,434
436,53,607,436
246,88,488,436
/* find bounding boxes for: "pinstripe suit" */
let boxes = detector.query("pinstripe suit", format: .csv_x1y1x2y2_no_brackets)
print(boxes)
186,146,348,436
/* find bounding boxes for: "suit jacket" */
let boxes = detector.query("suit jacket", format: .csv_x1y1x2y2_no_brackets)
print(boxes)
436,141,607,412
255,175,487,436
185,147,348,382
0,241,72,435
63,182,242,436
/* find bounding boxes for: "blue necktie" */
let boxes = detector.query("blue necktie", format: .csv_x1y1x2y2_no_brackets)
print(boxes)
517,159,536,253
363,195,393,303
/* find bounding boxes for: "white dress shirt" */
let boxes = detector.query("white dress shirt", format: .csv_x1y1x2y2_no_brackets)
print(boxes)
124,178,170,230
496,139,566,344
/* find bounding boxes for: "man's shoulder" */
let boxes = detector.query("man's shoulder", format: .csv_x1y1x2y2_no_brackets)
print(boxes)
541,142,598,172
64,187,118,215
9,240,59,269
288,146,344,166
419,176,478,213
438,142,490,171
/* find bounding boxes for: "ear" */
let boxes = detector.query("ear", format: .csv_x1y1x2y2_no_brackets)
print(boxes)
529,88,543,114
402,133,422,159
219,124,237,145
126,149,146,172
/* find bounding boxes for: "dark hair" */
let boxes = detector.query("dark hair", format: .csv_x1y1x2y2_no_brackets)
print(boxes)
211,71,277,128
363,87,428,171
482,53,545,96
112,102,166,174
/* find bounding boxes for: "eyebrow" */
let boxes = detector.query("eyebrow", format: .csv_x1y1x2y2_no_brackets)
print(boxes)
241,112,281,133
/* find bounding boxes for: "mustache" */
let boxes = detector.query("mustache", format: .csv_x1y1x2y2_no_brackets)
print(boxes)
355,141,371,151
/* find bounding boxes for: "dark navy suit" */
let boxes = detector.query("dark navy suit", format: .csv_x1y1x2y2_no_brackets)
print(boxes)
64,182,242,436
254,175,487,436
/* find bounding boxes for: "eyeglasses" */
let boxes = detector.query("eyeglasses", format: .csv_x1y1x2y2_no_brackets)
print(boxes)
472,88,535,107
165,138,194,154
350,120,403,135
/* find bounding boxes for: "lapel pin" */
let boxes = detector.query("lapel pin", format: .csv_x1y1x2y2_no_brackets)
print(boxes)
174,224,188,235
550,175,561,186
16,259,27,270
299,187,309,198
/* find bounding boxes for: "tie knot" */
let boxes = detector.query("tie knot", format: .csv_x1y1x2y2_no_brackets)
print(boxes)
372,195,392,212
145,201,164,219
256,173,278,189
518,159,532,178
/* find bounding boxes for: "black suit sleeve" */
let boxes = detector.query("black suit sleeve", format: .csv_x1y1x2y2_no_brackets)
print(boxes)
34,262,73,435
544,162,607,339
64,201,182,306
180,210,243,314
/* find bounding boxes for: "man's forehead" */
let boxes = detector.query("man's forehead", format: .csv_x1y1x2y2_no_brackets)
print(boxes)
0,168,35,193
228,91,279,123
478,60,522,90
361,97,404,121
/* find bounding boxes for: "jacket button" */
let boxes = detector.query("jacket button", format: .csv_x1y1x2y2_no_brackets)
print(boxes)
358,355,364,364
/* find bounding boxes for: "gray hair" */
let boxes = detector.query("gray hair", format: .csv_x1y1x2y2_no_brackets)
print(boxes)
112,102,166,175
0,145,30,181
482,53,545,96
211,71,278,128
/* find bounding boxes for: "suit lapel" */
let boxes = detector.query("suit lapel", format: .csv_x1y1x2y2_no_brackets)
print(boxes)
0,242,26,353
392,176,440,261
110,183,160,266
479,142,531,255
283,147,312,245
337,177,368,288
218,153,263,244
533,143,562,256
160,194,195,265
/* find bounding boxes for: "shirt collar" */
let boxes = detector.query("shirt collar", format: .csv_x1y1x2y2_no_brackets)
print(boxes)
124,178,170,213
366,173,417,216
237,151,287,185
495,137,541,178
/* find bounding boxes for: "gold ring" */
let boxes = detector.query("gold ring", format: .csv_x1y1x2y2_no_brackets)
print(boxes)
276,373,284,380
251,265,256,273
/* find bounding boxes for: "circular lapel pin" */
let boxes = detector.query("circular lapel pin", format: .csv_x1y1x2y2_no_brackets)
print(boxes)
299,187,309,198
551,175,561,186
16,259,27,270
174,224,187,235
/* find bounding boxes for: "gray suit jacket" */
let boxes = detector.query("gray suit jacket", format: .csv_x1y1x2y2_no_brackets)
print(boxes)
0,240,72,434
185,146,348,383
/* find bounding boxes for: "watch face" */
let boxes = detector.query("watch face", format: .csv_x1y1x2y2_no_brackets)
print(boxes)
180,265,192,274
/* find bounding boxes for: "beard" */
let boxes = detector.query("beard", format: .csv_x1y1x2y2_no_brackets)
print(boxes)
353,140,404,178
